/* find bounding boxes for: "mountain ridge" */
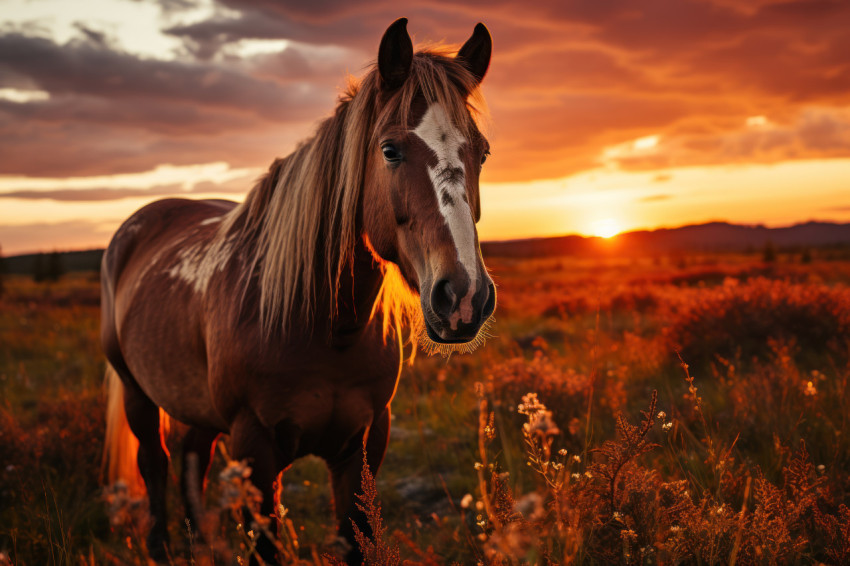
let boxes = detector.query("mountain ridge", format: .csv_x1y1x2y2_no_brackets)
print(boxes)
481,220,850,257
3,221,850,273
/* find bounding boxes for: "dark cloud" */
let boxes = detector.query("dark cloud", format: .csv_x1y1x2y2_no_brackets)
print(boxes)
0,184,183,202
2,0,850,185
0,30,337,176
605,108,850,171
0,173,257,201
0,33,322,117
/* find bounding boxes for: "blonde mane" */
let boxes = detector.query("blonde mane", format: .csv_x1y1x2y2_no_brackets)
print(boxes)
220,47,487,344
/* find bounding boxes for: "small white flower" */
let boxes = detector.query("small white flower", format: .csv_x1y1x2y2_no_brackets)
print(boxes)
460,494,473,509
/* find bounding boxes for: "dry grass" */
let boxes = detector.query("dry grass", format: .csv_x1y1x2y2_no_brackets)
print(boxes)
1,253,849,564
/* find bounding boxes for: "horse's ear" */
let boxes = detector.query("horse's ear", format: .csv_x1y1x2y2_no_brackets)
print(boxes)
378,18,413,91
457,23,491,85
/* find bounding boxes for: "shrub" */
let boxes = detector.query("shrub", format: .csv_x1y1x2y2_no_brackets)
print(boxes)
665,278,850,370
471,390,850,566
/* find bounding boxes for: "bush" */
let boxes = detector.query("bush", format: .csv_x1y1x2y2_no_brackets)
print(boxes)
0,394,109,564
665,278,850,370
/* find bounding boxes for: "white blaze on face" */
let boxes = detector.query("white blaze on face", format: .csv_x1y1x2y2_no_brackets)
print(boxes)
412,104,479,330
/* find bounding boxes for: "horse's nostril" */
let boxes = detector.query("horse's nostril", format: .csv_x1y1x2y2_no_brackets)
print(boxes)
430,279,457,318
482,282,496,321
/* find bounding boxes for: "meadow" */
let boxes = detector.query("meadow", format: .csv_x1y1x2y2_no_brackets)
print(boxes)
1,250,849,565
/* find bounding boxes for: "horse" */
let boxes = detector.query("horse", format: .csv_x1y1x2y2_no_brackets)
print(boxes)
102,18,495,564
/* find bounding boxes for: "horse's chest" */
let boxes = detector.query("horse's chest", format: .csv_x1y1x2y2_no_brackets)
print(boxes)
216,336,401,454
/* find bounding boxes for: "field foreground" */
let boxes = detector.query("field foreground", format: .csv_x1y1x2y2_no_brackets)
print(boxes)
1,253,849,565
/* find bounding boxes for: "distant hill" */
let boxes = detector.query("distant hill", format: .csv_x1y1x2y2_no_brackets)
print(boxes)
2,249,103,275
481,221,850,258
3,222,850,273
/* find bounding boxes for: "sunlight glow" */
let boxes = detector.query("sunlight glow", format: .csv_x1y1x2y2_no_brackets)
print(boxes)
590,218,622,238
0,162,259,192
0,88,51,103
476,158,850,243
746,115,769,128
600,134,662,165
633,135,659,150
2,0,219,59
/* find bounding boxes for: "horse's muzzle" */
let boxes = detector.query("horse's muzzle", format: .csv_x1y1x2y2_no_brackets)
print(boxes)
423,278,496,344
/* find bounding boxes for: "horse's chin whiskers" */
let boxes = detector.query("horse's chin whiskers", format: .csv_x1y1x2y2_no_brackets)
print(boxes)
417,315,495,357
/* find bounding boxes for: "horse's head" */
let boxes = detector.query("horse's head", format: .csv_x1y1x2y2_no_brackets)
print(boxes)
362,19,496,347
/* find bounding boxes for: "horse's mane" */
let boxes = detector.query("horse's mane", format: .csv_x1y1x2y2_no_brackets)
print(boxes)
220,47,487,340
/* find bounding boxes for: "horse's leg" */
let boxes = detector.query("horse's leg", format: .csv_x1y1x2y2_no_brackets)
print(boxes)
329,408,391,565
122,381,171,562
180,426,220,541
229,414,282,566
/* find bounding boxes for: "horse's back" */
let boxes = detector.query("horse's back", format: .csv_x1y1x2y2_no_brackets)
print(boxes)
101,198,238,429
103,198,235,283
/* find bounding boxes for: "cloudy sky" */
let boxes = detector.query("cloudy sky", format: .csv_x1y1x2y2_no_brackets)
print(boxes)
1,0,849,254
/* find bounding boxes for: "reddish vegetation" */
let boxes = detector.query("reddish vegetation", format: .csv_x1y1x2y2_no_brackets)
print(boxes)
1,253,849,564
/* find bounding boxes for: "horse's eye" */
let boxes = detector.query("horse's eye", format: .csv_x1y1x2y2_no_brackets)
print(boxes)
382,143,401,163
481,150,490,166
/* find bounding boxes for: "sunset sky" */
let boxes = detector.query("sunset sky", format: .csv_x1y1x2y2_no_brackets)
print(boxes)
1,0,849,255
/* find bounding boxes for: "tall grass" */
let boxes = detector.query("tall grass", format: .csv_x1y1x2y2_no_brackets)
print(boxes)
1,256,849,564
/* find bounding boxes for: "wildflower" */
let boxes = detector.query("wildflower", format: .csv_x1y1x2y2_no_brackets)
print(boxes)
103,480,145,528
585,471,593,479
474,462,484,471
572,473,580,480
220,459,252,482
805,381,817,396
460,494,473,509
817,464,826,474
662,422,673,432
670,525,681,533
656,411,667,420
558,448,568,456
517,393,546,416
523,409,561,439
219,460,262,512
573,455,581,463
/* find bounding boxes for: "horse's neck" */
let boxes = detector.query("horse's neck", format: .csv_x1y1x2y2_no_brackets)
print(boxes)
331,237,385,334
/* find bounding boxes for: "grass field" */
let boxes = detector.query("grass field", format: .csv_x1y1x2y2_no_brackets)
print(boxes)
1,252,848,565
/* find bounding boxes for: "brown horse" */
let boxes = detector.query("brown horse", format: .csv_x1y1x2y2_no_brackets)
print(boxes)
102,18,495,564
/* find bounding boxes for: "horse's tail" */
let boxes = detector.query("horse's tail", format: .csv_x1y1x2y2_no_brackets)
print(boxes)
103,363,144,496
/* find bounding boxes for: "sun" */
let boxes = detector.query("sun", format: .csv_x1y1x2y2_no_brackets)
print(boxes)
590,218,621,238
